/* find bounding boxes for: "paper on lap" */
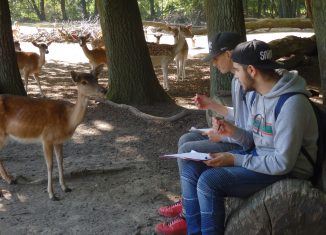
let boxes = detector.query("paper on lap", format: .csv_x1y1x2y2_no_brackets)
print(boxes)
189,127,213,133
160,150,212,161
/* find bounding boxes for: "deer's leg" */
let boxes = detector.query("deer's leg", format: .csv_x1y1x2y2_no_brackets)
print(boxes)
181,56,186,80
23,71,29,92
0,134,15,184
33,73,45,97
175,56,180,80
161,61,169,90
43,141,57,200
54,144,71,193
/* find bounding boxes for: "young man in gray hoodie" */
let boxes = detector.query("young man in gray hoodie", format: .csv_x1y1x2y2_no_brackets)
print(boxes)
179,40,318,234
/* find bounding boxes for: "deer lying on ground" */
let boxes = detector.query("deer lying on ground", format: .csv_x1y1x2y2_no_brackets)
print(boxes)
16,41,52,96
79,34,107,69
0,65,107,200
147,25,193,90
170,25,192,81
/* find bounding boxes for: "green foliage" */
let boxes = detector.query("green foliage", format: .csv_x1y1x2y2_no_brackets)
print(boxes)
8,0,97,22
8,0,309,24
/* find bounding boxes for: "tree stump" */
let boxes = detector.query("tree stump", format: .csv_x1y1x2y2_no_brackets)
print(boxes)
225,179,326,235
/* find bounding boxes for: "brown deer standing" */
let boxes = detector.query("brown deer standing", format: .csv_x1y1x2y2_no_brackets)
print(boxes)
0,65,107,200
147,25,193,90
16,41,52,96
79,34,107,69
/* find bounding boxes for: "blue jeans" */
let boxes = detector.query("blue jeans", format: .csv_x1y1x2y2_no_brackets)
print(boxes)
180,159,286,235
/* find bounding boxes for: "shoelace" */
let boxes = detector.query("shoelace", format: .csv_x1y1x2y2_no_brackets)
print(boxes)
166,215,184,226
165,200,182,209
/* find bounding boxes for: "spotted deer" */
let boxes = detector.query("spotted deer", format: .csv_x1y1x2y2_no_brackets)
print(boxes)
147,25,193,90
170,25,192,81
0,65,107,200
79,34,107,69
16,41,52,96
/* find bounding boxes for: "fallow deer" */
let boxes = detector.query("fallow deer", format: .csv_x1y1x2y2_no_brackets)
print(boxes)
12,21,20,40
170,25,192,81
154,34,163,44
14,41,21,51
79,34,107,69
0,65,107,200
147,25,193,90
16,41,52,96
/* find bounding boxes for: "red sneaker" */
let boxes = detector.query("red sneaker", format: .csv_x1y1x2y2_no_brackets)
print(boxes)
158,200,182,217
155,215,187,235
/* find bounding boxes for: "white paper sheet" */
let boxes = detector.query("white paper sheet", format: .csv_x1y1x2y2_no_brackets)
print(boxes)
161,150,212,161
189,127,213,133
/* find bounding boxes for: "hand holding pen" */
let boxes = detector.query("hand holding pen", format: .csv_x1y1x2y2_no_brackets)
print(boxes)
212,118,236,137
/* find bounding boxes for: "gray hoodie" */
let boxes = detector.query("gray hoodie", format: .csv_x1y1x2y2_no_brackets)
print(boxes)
222,78,253,144
232,70,318,178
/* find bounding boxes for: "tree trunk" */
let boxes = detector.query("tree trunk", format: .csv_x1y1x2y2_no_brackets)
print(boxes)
97,0,172,105
0,0,27,95
149,0,155,19
312,1,326,112
40,0,45,21
280,0,296,18
81,0,89,19
60,0,68,21
257,0,262,18
204,0,246,122
225,179,326,234
28,0,44,21
93,0,99,17
305,0,313,21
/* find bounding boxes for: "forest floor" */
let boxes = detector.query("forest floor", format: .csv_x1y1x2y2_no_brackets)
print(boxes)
0,30,321,235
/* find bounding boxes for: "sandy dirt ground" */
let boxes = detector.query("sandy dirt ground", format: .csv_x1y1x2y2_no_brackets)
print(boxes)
0,30,319,235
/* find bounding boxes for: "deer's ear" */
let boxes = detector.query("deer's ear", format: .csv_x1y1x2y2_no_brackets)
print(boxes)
186,24,192,29
32,41,38,47
86,33,91,39
70,71,80,83
92,64,104,79
47,40,53,46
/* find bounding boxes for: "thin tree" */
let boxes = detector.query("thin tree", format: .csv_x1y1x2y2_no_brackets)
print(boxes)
312,0,326,108
81,0,89,19
204,0,246,120
60,0,68,21
96,0,172,105
0,0,26,95
28,0,46,21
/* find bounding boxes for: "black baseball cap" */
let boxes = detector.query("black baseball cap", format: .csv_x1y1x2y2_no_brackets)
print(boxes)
231,40,284,69
202,32,241,62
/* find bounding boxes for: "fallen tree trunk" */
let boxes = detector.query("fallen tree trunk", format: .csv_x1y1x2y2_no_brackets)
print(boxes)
225,179,326,235
269,35,317,60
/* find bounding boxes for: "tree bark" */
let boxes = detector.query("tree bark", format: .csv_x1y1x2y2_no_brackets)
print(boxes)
60,0,68,21
97,0,172,105
0,0,27,95
225,179,326,234
204,0,246,122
